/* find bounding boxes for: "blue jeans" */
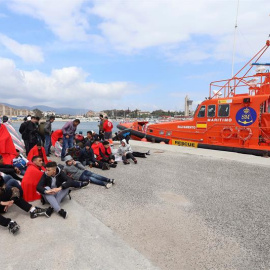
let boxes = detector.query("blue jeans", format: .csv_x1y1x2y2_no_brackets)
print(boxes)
3,175,23,196
44,134,52,155
61,136,74,159
79,170,110,186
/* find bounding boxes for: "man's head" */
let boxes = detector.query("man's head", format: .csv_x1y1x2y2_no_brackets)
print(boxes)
87,131,93,139
99,114,103,120
64,155,74,166
85,141,91,150
37,141,42,150
36,116,40,122
49,116,55,122
73,119,80,127
93,138,100,144
104,116,108,120
2,115,8,123
103,141,110,149
58,138,63,144
32,156,43,167
31,116,37,122
45,162,57,176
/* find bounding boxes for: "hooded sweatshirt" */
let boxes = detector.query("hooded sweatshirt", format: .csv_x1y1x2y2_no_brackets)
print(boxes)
117,139,132,156
63,161,85,181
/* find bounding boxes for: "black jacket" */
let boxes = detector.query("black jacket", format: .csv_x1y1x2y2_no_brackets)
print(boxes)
37,167,73,194
79,147,96,163
0,164,22,181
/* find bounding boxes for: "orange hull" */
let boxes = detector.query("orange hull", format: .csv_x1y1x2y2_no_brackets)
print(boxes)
118,41,270,156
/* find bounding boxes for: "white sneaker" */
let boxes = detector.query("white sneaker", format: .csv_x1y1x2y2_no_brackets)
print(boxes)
105,183,112,189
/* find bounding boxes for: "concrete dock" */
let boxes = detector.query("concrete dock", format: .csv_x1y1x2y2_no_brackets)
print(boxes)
2,141,270,270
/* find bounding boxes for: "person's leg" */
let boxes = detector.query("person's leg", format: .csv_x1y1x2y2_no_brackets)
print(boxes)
89,172,110,183
44,187,61,212
127,152,137,163
132,152,146,158
0,214,11,227
44,134,51,155
68,136,74,149
55,188,70,204
61,137,69,159
4,178,23,196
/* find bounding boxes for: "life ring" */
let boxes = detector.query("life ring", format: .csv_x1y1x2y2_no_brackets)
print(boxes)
238,127,252,141
221,127,233,139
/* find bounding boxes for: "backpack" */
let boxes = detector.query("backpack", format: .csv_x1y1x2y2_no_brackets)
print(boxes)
13,158,27,170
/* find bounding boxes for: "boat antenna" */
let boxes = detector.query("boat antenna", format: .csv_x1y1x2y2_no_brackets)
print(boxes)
231,0,240,78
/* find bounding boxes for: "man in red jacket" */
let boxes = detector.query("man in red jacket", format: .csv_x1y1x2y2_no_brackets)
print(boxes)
103,116,113,141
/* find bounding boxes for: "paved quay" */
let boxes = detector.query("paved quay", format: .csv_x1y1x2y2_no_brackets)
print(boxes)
2,141,270,270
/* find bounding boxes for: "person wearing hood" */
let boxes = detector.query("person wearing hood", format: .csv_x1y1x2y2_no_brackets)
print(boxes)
21,156,45,202
63,155,115,189
37,161,75,219
117,139,137,165
27,141,49,165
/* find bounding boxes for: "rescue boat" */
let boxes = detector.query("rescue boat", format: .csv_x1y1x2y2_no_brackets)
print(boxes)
117,41,270,156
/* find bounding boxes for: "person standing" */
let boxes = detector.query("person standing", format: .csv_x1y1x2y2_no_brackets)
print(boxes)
98,114,104,141
23,116,39,155
44,116,55,156
61,119,80,161
103,116,113,141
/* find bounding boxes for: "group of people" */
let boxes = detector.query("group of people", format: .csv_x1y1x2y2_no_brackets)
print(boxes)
0,114,150,235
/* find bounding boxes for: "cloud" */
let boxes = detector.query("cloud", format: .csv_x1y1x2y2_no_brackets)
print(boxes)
0,57,139,110
7,0,91,42
0,34,44,63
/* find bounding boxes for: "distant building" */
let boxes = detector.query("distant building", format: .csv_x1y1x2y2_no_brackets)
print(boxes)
43,111,56,117
0,104,32,117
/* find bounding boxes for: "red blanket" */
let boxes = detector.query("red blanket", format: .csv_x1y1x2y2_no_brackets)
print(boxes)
27,145,49,164
51,129,63,146
21,162,45,202
0,124,17,164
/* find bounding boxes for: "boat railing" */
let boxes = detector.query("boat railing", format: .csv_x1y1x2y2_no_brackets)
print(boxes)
209,73,270,99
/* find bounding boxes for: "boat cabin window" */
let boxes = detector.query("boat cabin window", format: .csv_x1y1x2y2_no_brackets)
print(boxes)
218,104,230,117
166,131,172,136
197,106,206,118
207,105,215,117
159,130,164,135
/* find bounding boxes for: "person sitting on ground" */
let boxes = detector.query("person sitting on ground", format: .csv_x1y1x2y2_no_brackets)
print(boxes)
113,129,131,143
92,140,117,168
37,161,76,219
83,131,95,147
0,175,49,235
1,172,23,196
0,154,22,181
21,156,45,202
79,142,110,170
27,141,49,165
54,137,63,157
12,149,28,176
117,139,137,164
63,155,114,189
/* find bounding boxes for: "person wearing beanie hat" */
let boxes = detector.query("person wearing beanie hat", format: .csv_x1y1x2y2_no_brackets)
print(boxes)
63,155,114,189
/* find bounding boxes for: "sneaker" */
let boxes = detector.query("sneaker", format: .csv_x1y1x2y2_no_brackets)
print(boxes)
8,221,20,235
123,161,130,165
80,181,89,188
146,150,150,155
133,159,137,164
45,207,54,217
102,163,110,170
105,183,112,189
30,207,48,219
61,157,65,161
109,163,117,168
58,209,68,219
110,179,116,184
114,161,118,164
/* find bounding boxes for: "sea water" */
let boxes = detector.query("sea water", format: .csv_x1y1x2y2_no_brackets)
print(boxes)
11,121,120,137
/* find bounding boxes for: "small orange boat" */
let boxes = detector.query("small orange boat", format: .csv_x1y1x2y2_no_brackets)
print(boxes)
118,41,270,156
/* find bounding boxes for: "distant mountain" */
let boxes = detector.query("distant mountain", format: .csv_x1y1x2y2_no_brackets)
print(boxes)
1,103,88,115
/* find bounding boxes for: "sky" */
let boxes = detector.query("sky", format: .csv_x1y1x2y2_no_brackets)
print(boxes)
0,0,270,112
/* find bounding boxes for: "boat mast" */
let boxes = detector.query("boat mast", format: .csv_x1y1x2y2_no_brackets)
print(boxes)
231,0,240,78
